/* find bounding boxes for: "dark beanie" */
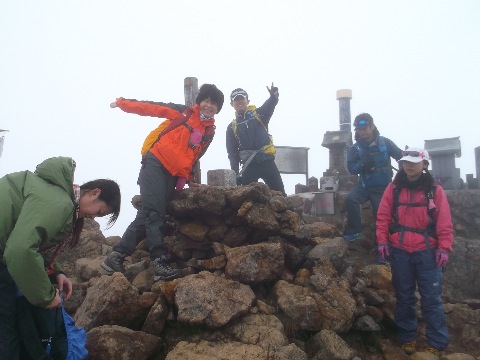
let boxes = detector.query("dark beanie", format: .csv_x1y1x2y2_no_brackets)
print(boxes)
195,84,224,113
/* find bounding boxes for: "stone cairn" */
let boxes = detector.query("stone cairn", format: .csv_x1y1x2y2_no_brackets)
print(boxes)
57,183,480,359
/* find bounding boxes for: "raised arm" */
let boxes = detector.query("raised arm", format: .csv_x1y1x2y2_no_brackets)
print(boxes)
255,83,279,126
385,137,403,161
111,98,186,119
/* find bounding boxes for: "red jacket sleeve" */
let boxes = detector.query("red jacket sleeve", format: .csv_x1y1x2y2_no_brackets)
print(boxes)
432,186,454,252
116,98,181,119
376,183,395,245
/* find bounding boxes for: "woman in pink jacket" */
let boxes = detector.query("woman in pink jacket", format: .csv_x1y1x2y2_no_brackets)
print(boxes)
376,147,453,356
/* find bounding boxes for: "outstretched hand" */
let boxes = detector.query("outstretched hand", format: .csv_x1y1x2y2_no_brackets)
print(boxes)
110,97,124,108
266,82,279,98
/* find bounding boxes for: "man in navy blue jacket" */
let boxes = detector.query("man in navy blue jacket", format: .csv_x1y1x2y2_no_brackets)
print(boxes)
226,84,285,195
344,113,403,242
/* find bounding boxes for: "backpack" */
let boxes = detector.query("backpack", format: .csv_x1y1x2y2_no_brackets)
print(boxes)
16,293,88,360
231,105,275,156
140,107,193,156
388,185,438,245
355,136,393,187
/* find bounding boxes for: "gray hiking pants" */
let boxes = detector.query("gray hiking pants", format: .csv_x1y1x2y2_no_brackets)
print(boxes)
114,152,176,260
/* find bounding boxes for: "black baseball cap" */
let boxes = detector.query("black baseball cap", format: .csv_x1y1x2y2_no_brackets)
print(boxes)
230,88,248,101
353,113,374,128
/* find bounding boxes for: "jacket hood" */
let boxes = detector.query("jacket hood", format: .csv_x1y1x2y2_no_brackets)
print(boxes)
34,156,75,201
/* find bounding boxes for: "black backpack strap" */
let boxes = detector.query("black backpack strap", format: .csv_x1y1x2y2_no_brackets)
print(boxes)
425,186,438,240
141,107,194,165
388,185,438,245
388,186,403,239
159,107,193,137
148,107,193,153
392,186,400,223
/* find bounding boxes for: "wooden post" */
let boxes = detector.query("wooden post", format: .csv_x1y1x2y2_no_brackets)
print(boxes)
184,77,199,107
184,77,201,183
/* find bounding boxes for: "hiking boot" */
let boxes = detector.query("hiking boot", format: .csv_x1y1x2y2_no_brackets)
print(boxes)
343,232,364,242
153,258,182,281
101,251,126,274
424,346,440,356
401,340,416,355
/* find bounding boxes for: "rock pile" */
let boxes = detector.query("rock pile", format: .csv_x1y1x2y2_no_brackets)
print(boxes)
58,183,480,359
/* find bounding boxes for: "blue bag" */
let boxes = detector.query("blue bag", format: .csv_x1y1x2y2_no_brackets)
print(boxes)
16,289,88,360
61,298,88,360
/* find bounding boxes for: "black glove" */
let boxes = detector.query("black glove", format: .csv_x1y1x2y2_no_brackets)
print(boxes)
361,155,375,172
266,83,279,98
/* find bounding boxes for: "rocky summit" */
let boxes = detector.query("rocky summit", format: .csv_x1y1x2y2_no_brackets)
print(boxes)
57,183,480,359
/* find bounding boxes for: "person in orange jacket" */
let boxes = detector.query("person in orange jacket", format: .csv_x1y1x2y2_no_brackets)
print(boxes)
102,84,224,281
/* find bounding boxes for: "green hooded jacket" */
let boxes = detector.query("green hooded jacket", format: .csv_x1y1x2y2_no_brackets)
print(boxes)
0,156,76,307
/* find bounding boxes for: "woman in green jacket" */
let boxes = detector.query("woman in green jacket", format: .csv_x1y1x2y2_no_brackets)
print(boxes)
0,156,121,359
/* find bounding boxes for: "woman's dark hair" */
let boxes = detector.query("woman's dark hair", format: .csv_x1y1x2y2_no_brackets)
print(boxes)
69,179,121,246
393,166,435,193
195,84,224,113
81,179,121,226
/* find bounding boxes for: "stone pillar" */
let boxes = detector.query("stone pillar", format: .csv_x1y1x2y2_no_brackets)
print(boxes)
336,89,352,132
308,177,319,192
295,183,308,194
322,90,357,192
425,137,462,190
207,169,237,187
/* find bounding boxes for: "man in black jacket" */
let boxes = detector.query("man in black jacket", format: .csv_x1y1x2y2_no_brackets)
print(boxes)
226,84,285,195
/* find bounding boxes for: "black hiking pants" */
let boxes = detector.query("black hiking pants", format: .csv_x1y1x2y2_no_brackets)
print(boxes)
238,159,285,195
0,263,20,360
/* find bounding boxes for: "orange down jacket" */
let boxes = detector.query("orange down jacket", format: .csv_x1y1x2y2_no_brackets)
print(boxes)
116,98,215,178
